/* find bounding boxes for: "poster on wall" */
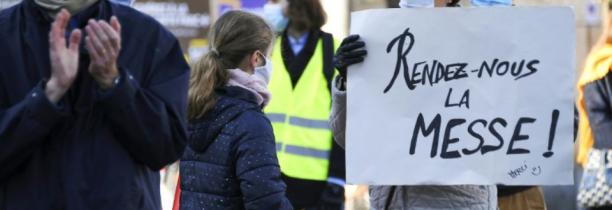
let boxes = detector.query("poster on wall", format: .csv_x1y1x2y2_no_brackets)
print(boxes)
134,0,211,62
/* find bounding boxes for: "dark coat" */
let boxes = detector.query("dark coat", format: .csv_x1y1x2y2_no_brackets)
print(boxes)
584,72,612,148
180,86,292,210
0,0,189,209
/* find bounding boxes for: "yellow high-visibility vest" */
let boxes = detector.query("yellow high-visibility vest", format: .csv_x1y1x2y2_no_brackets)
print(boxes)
265,36,338,181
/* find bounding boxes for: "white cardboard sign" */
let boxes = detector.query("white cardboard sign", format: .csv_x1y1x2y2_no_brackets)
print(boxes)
346,7,575,185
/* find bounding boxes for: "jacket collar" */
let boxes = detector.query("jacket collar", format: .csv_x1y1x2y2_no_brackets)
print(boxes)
216,86,261,107
280,29,321,88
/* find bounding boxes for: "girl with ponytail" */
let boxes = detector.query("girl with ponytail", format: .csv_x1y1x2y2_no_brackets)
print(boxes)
179,11,292,210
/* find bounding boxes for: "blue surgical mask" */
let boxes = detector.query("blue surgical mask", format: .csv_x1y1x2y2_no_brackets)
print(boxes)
263,3,288,33
471,0,512,6
110,0,134,6
399,0,434,8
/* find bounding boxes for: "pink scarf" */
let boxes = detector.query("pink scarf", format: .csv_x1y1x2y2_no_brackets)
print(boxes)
226,69,271,107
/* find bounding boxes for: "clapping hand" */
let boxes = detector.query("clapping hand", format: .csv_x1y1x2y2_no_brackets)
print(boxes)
85,17,122,90
46,9,82,103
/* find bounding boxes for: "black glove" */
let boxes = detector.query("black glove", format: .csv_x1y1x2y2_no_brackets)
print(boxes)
316,182,345,209
333,35,367,79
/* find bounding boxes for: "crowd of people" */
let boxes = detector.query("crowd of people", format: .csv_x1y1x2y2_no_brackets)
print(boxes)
0,0,611,209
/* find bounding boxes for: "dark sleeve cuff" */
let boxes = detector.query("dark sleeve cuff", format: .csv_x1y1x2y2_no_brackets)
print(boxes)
97,68,138,111
327,177,345,186
327,139,346,180
25,81,69,126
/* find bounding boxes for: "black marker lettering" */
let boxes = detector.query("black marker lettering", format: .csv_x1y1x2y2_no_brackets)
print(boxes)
415,61,428,86
441,119,466,159
507,117,536,155
460,89,470,109
410,113,442,158
515,59,539,80
543,109,560,158
482,118,507,154
463,119,487,155
385,28,415,93
496,61,510,75
444,88,470,109
510,60,526,77
478,59,499,78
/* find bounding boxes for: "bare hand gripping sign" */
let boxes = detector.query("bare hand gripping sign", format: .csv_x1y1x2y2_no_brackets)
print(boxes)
346,7,575,185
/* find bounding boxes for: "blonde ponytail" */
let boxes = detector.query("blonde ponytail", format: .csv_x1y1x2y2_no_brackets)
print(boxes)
188,11,274,120
188,53,229,120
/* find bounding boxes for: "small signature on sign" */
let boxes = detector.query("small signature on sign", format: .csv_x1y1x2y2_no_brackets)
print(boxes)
508,161,542,178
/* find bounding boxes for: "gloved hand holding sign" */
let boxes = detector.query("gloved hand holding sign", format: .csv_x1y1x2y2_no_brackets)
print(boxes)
333,35,367,79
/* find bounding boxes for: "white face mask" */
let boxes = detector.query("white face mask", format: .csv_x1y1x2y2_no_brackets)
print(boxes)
263,3,288,33
399,0,434,8
254,53,273,85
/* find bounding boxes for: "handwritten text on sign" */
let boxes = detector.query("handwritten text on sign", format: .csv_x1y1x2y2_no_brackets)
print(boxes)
346,7,575,185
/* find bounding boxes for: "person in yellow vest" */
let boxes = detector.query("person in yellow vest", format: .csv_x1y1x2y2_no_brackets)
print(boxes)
262,0,346,209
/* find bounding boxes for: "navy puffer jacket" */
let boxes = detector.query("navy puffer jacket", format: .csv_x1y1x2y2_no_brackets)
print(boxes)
180,86,292,210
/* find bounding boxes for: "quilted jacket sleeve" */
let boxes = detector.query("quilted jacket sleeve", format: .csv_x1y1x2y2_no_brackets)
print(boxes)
330,76,347,148
234,111,293,210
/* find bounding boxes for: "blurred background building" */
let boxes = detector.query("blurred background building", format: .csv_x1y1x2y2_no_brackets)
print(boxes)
0,0,596,76
0,0,603,209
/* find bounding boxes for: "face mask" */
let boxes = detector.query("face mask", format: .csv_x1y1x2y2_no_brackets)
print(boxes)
470,0,512,6
34,0,98,15
399,0,434,8
110,0,134,6
263,3,288,33
254,53,272,84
